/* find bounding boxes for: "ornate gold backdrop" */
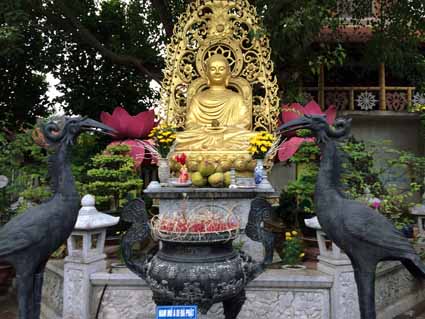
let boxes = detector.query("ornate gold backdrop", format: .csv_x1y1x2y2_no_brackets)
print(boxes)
161,0,280,133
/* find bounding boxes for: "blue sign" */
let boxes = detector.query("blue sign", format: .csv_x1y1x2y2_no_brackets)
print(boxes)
156,305,197,319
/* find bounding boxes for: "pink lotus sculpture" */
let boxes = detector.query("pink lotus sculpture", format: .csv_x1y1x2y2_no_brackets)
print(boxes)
278,101,336,161
100,106,157,168
108,139,158,169
100,106,155,140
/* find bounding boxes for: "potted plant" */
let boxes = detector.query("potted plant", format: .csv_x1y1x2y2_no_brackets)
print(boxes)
85,144,143,212
281,230,305,270
84,144,144,255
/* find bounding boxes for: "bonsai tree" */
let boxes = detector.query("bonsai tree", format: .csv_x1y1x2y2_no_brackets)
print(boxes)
86,144,143,211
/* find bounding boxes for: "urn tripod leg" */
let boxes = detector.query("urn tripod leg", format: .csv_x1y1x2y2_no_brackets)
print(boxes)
223,290,246,319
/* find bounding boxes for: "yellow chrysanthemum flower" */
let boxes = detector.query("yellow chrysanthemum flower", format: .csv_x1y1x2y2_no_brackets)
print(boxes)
291,230,298,236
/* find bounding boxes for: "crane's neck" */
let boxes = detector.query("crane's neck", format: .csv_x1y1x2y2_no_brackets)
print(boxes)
315,140,343,205
49,143,78,200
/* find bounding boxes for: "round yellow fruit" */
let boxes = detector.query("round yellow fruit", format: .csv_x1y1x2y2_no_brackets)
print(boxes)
234,159,246,171
224,171,232,186
192,171,207,187
199,160,216,177
208,172,224,187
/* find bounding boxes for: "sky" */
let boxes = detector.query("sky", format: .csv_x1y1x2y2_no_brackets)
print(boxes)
46,72,64,115
46,72,162,117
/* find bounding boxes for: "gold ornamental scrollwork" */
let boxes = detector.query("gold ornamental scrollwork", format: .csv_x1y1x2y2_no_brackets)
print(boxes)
160,0,280,133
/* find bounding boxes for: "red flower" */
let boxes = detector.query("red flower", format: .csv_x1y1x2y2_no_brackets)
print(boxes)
278,101,336,161
175,153,187,165
100,106,155,139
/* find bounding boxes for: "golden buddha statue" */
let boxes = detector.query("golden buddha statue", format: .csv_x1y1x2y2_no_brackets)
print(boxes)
161,0,280,172
175,54,254,151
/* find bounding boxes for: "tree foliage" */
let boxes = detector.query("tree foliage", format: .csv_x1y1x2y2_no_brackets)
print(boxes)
1,0,425,127
0,1,51,128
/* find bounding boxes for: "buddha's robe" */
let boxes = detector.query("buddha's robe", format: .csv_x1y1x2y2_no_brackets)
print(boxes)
176,88,254,151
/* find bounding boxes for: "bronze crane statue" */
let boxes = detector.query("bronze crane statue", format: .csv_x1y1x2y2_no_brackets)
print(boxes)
0,117,114,319
277,114,425,319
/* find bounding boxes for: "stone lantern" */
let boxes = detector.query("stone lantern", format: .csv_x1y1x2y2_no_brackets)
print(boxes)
63,194,119,319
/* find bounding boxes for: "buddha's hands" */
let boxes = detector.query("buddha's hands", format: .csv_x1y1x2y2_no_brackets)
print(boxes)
211,119,220,127
200,119,225,132
203,126,226,132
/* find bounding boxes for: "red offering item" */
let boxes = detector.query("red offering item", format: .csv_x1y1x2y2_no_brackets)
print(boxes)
175,153,187,165
151,207,241,242
178,165,189,183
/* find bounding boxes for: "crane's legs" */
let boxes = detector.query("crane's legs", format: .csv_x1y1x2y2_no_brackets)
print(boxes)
33,271,45,319
354,268,376,319
16,274,34,319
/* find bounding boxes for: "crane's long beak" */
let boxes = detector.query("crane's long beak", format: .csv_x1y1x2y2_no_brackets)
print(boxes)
276,116,312,135
80,118,117,136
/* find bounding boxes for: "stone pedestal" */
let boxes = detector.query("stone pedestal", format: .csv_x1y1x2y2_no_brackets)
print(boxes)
63,257,106,319
144,185,276,262
63,195,119,319
316,231,359,319
317,255,359,319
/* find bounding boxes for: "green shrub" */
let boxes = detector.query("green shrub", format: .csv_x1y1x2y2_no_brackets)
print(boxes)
85,144,143,211
278,137,423,230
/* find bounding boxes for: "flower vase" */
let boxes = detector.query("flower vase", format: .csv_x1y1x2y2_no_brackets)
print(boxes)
255,158,272,189
158,158,170,185
254,158,264,185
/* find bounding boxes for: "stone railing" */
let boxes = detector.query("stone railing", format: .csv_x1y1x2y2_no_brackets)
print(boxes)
304,86,420,112
41,258,425,319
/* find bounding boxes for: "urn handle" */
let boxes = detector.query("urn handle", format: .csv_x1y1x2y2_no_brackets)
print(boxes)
120,199,157,279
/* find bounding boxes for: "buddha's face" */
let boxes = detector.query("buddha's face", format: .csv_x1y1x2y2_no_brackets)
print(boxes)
206,57,230,86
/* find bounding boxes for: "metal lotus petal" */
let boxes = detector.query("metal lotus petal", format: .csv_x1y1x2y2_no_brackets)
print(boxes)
100,106,155,139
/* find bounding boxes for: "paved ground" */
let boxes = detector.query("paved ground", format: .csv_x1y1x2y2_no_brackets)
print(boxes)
1,289,425,319
0,291,18,319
